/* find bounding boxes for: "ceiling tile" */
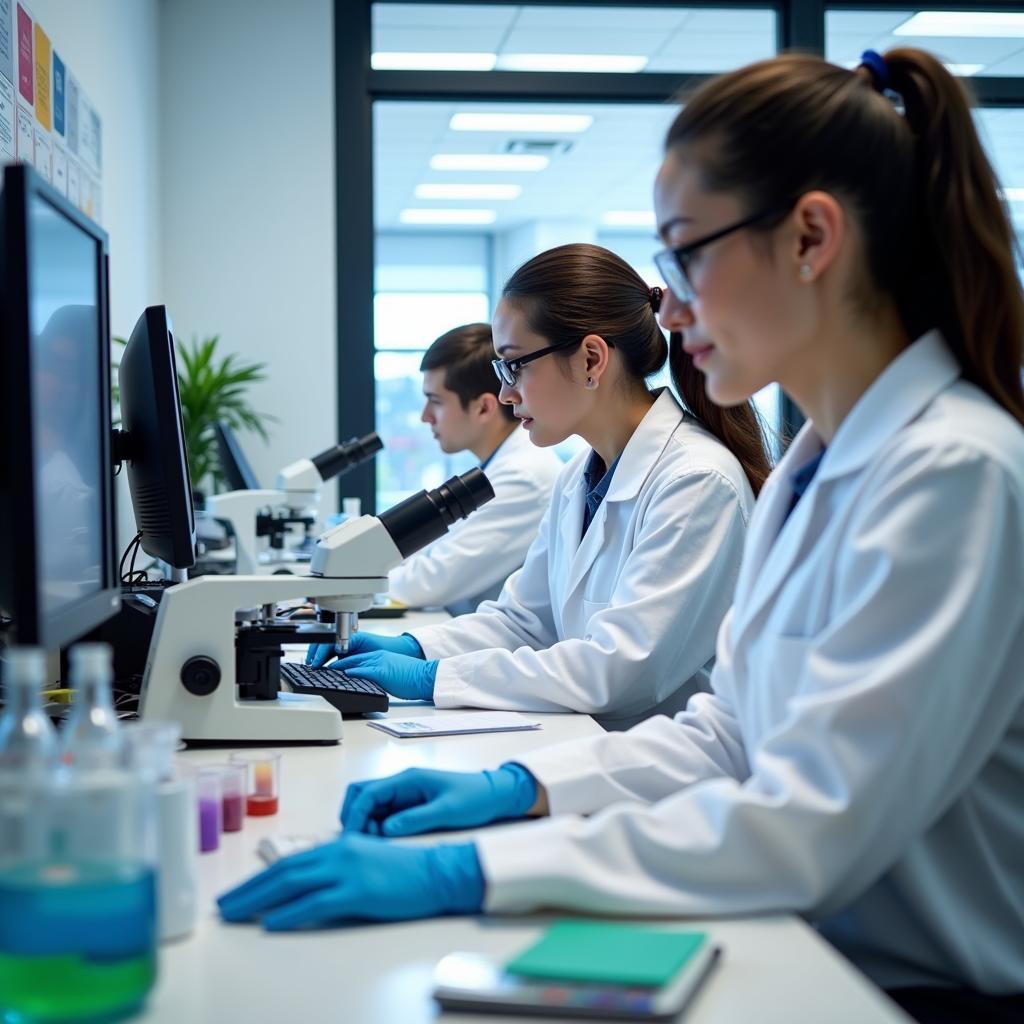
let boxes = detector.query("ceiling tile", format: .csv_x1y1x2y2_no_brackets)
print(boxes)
512,5,689,31
375,26,508,53
499,27,668,56
373,3,518,30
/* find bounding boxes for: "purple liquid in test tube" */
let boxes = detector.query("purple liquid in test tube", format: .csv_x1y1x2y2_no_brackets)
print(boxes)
196,769,222,853
198,799,220,852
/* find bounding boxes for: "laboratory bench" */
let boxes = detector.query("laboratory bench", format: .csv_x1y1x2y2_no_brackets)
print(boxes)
140,611,911,1024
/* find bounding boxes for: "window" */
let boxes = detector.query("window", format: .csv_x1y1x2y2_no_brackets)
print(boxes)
373,233,489,507
372,86,789,507
346,2,799,510
974,109,1024,258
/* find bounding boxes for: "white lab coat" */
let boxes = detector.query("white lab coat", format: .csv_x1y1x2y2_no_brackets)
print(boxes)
475,331,1024,994
387,426,561,613
412,389,755,729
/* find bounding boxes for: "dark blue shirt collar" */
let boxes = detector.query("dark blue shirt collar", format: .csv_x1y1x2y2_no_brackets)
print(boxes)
581,451,620,538
783,448,826,524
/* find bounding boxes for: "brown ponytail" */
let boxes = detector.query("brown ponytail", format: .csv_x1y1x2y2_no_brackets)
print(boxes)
884,49,1024,425
502,243,772,494
665,49,1024,427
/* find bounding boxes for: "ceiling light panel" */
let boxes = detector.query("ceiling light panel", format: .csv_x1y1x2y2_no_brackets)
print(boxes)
430,154,550,172
495,54,649,73
894,12,1024,37
450,113,594,133
602,210,656,227
400,208,497,225
414,183,522,200
371,52,497,71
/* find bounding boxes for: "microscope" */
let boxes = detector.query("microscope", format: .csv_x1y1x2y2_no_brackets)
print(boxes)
139,469,494,743
204,432,384,575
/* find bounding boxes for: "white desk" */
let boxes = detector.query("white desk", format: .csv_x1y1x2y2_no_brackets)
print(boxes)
141,611,910,1024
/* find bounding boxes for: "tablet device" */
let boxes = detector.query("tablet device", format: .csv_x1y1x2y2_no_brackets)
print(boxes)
432,944,720,1020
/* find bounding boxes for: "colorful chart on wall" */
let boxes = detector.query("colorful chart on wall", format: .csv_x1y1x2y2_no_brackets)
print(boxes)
3,1,102,222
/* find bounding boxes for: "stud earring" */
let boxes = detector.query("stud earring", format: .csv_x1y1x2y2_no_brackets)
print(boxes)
799,264,813,282
586,377,596,390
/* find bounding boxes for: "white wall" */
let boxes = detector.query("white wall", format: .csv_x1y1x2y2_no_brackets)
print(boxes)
28,0,162,550
158,0,336,506
493,218,597,300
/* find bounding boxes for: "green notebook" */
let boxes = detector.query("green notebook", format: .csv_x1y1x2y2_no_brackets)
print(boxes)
505,921,708,989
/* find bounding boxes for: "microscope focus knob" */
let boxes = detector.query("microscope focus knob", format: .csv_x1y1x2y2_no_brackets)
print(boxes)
181,656,221,696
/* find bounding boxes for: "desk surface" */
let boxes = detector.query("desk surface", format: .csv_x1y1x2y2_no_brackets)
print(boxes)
141,612,909,1024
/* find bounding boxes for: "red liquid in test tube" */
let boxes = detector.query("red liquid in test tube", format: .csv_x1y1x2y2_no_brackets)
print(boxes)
222,793,244,831
246,759,278,815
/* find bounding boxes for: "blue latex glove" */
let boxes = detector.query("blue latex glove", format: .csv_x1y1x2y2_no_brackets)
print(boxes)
306,630,424,668
331,650,437,701
217,833,484,931
341,764,538,837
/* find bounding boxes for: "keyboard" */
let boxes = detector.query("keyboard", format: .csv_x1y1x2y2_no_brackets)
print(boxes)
280,661,389,716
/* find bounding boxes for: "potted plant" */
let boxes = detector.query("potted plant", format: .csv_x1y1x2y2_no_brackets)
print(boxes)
112,332,276,499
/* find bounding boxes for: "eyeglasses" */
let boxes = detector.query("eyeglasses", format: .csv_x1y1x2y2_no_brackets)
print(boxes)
492,339,579,387
653,203,793,304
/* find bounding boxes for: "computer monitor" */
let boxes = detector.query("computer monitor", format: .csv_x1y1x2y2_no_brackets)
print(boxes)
214,420,261,490
116,306,196,569
0,164,120,648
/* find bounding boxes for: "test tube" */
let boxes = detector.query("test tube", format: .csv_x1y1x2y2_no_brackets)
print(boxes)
211,763,246,833
229,750,281,816
196,769,223,853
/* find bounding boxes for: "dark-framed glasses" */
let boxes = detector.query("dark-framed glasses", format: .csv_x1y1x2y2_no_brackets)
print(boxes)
492,339,579,387
653,203,793,304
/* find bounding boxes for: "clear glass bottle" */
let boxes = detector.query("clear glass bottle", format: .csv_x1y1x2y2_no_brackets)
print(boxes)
0,647,57,868
60,642,122,769
0,646,57,773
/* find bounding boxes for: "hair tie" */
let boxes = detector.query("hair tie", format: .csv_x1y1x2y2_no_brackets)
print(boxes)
859,49,889,93
649,286,662,313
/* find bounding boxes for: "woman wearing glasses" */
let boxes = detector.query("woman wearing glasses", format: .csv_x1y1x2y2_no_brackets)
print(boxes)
229,47,1024,1021
309,242,771,729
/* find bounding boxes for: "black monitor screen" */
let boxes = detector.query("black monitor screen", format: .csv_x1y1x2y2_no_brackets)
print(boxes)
28,194,104,622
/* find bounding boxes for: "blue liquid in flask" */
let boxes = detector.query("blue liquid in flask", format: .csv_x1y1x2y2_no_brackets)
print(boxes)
0,859,157,1022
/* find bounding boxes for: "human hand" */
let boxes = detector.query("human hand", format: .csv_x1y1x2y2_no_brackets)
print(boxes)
331,650,437,701
341,764,538,837
306,630,424,668
217,833,484,931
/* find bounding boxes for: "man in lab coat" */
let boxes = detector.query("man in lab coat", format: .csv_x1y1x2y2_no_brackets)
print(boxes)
387,323,562,614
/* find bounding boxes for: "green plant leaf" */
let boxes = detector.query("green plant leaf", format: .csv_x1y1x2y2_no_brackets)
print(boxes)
172,333,276,491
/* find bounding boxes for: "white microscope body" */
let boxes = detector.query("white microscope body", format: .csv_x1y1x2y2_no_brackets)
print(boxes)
204,434,382,576
139,517,402,744
140,469,494,744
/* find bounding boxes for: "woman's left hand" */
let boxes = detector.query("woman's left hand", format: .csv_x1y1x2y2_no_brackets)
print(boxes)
217,833,484,931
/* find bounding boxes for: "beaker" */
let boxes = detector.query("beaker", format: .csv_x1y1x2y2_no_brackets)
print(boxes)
0,760,158,1021
229,749,281,816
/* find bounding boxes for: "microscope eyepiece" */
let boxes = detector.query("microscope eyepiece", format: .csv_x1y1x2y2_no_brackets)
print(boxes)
311,432,384,483
378,468,495,559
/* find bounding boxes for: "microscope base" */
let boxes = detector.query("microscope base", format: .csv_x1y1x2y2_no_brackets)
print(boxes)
140,575,386,745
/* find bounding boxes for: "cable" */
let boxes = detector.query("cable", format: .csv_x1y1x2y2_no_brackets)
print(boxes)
128,537,142,582
119,531,149,584
119,531,141,581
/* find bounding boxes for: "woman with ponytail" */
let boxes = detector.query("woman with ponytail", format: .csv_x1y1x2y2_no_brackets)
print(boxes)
312,242,765,730
222,49,1024,1020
